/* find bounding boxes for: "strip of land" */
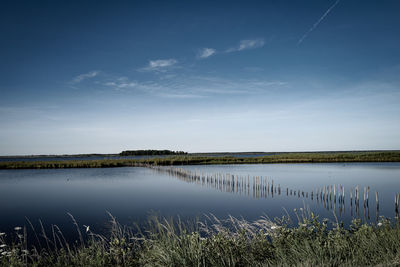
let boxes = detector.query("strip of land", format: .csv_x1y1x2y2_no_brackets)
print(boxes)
1,151,399,169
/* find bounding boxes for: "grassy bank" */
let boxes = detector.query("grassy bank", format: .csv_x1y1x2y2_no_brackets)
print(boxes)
1,151,400,169
1,213,400,266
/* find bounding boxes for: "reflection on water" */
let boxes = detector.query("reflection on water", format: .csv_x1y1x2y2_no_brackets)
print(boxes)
149,165,399,222
0,163,399,240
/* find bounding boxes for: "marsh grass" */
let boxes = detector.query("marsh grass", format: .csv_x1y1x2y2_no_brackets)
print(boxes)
1,151,400,169
1,211,400,266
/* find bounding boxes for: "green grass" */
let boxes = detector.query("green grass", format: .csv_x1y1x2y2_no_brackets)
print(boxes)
1,151,400,169
1,213,400,266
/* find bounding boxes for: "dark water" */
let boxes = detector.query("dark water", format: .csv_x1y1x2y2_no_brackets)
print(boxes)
0,163,399,241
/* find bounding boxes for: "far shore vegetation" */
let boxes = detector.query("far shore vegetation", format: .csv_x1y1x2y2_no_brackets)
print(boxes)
119,149,187,156
1,151,400,169
0,149,187,159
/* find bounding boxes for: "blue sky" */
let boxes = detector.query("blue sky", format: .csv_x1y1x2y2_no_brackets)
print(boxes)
1,0,400,155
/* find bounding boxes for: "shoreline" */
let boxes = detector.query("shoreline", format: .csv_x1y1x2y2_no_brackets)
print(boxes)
1,151,400,169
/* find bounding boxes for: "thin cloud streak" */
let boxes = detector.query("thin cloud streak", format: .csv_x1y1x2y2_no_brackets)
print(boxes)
157,93,205,99
226,39,265,53
197,39,264,59
72,71,100,83
198,48,216,59
100,73,287,98
141,59,178,71
297,0,340,45
104,76,137,89
162,76,287,97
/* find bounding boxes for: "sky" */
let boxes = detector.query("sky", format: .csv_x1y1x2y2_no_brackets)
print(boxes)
1,0,400,155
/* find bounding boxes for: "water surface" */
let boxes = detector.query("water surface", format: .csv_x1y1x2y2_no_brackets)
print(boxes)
0,163,399,240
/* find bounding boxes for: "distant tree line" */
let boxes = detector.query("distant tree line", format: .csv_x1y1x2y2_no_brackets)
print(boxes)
119,150,187,156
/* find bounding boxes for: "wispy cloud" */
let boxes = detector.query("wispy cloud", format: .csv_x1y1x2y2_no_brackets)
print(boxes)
226,39,265,53
197,39,265,59
104,77,136,88
72,71,100,83
198,48,217,59
104,82,137,91
157,93,205,99
150,75,288,98
141,59,178,72
105,82,137,88
297,0,340,45
100,73,287,99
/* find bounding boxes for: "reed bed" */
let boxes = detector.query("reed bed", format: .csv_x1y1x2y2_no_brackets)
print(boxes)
1,151,400,169
1,212,400,266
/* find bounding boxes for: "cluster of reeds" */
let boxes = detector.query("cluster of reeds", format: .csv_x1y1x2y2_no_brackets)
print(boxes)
1,212,400,266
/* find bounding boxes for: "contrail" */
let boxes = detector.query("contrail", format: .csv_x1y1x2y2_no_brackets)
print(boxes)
297,0,340,45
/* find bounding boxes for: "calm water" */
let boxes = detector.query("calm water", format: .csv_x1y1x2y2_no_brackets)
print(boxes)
0,163,399,240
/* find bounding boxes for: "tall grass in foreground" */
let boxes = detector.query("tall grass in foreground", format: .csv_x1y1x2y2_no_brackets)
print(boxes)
1,212,400,266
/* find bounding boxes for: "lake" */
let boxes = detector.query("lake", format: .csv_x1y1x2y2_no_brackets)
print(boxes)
0,163,399,242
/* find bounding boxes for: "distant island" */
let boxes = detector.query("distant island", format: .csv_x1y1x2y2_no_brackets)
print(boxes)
119,149,187,156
